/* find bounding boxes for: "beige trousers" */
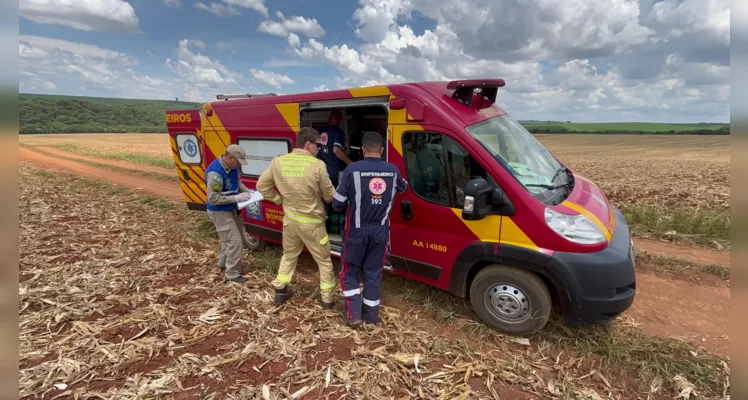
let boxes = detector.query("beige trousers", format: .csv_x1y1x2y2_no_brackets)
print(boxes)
272,215,336,302
208,209,244,279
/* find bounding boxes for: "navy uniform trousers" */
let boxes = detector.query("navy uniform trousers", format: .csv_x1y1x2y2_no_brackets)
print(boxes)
333,158,408,324
339,223,389,323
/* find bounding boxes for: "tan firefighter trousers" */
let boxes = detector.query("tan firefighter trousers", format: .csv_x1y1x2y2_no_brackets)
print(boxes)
208,209,245,280
272,214,336,303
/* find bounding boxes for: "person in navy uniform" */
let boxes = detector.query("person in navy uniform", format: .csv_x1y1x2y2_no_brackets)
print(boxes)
332,131,408,325
316,109,352,187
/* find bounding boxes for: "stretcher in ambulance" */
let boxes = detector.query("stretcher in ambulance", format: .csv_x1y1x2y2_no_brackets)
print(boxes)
165,80,636,335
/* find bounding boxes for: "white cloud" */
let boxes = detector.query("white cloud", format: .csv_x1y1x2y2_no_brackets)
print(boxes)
313,84,328,92
249,69,295,89
194,2,240,17
277,0,729,122
258,12,325,38
194,0,268,18
20,0,140,33
18,35,178,99
18,36,250,103
166,39,245,93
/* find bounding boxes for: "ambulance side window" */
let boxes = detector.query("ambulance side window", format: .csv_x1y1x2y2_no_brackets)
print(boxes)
402,132,450,207
445,136,487,205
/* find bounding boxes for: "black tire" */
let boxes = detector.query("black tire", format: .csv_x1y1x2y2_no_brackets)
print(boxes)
469,264,552,335
241,227,266,251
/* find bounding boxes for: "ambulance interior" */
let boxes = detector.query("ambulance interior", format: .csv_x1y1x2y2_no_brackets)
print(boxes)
300,105,389,251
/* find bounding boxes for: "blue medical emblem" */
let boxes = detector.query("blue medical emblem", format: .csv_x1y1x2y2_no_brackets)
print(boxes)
184,138,198,158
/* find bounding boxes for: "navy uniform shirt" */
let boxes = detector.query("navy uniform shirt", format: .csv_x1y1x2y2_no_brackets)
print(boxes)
316,125,346,179
332,157,408,228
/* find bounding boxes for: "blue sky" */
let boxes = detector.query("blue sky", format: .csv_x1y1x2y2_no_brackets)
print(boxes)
18,0,731,123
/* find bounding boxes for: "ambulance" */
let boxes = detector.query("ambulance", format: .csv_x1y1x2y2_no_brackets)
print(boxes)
165,79,636,335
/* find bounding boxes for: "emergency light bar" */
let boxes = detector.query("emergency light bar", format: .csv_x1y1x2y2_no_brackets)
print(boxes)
216,93,277,100
447,79,505,108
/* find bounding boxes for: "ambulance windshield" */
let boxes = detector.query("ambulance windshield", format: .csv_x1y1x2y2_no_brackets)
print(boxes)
465,114,570,202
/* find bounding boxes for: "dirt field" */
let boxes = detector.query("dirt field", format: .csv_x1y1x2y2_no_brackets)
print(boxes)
17,133,732,399
537,134,730,213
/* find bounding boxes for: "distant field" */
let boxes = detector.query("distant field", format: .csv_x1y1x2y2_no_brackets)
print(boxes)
521,121,729,134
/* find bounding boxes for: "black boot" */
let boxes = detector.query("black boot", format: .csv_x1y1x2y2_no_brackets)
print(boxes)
274,287,293,305
320,297,334,310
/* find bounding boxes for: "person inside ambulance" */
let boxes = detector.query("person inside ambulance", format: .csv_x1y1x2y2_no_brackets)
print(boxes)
255,127,338,309
332,131,408,325
317,109,353,187
204,144,255,283
347,113,365,163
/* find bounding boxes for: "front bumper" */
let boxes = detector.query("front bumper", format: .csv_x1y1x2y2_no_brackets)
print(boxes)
545,207,637,326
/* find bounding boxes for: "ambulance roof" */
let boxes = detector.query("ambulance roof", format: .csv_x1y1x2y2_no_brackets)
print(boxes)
208,80,509,128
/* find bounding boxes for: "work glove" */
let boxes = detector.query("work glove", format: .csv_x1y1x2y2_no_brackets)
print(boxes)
235,192,252,202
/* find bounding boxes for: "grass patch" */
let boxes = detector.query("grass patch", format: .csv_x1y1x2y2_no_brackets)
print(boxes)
128,195,178,212
31,169,54,178
621,204,730,248
635,250,730,280
192,212,218,241
254,246,283,275
379,273,728,397
54,143,174,169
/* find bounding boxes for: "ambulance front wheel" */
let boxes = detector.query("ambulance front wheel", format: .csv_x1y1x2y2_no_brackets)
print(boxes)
242,231,266,251
469,264,552,336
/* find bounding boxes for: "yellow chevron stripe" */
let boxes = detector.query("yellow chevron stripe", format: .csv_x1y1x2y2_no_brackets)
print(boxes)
350,86,391,97
388,124,423,157
276,103,300,129
205,130,229,161
169,136,207,203
562,200,612,242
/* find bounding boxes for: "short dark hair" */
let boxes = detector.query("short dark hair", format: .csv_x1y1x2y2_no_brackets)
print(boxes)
297,127,319,148
361,131,383,153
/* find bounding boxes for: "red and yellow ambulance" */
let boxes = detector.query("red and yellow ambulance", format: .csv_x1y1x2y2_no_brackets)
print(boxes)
165,79,636,335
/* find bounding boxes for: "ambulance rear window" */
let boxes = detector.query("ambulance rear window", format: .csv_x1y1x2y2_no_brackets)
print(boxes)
236,138,291,177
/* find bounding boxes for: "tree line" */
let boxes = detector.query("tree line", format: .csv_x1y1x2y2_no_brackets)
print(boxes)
19,96,199,134
524,126,730,135
19,95,730,135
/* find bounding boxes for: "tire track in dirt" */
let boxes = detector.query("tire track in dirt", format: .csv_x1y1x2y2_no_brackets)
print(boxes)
19,147,184,202
628,274,729,356
20,146,731,355
33,146,175,177
634,238,729,267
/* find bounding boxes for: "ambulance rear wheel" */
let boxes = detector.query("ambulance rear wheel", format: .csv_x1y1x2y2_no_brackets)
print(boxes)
242,231,266,251
469,264,551,336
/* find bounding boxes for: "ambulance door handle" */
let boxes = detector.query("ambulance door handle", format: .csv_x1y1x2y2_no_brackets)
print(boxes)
401,201,412,221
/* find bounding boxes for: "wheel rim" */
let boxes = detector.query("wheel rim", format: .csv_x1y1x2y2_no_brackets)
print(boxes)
484,283,532,324
244,231,260,247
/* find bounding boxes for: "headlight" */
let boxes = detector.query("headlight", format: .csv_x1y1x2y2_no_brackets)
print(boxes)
544,207,606,245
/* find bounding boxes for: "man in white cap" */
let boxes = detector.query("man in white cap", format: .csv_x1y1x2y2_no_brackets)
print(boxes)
204,144,255,283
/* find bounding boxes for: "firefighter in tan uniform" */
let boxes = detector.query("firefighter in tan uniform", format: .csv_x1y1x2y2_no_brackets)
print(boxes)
256,127,337,309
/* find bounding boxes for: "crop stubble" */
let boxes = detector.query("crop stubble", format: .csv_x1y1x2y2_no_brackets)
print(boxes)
18,162,729,399
538,134,730,213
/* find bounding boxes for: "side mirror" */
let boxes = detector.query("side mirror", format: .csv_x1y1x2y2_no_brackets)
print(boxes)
462,177,492,220
491,187,515,216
